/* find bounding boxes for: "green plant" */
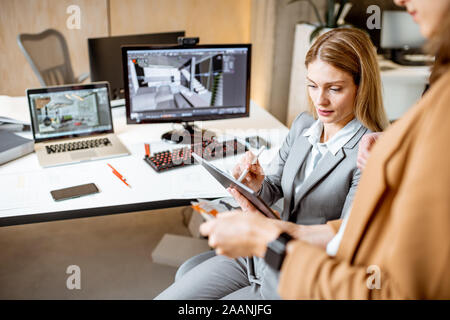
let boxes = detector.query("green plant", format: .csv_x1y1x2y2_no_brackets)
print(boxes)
287,0,325,26
288,0,352,42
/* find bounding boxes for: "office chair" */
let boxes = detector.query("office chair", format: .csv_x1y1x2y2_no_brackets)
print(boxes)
17,28,89,86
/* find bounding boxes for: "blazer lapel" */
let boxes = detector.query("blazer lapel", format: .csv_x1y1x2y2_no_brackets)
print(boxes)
282,134,311,220
336,148,387,262
337,105,424,261
291,149,345,214
290,126,367,215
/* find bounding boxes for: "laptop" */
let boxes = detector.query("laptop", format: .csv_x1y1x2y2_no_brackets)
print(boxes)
27,82,130,167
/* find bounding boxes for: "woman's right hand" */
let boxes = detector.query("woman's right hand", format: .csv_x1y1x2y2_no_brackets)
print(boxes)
231,151,265,192
357,132,383,172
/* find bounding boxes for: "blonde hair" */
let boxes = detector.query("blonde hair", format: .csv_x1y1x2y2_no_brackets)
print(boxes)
305,28,389,132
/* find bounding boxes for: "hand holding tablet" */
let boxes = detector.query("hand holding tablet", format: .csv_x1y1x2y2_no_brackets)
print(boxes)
192,152,280,220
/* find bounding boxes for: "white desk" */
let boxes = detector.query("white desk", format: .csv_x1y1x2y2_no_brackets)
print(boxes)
378,61,430,121
0,97,288,226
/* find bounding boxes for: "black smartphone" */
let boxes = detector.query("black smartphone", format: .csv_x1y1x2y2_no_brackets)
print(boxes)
50,183,100,201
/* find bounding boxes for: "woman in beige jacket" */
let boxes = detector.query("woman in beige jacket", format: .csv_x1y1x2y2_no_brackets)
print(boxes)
200,0,450,299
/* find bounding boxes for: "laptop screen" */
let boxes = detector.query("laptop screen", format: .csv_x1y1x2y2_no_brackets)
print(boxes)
27,83,114,142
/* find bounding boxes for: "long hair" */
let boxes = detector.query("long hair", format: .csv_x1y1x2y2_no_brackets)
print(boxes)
426,9,450,85
305,28,389,132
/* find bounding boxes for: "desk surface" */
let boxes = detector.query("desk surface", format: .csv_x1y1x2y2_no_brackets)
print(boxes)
0,97,288,226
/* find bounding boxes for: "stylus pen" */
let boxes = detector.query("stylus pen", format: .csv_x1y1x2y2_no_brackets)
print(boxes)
237,146,266,183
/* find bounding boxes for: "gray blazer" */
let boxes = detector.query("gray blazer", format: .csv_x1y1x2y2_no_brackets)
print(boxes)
259,112,370,225
160,112,371,300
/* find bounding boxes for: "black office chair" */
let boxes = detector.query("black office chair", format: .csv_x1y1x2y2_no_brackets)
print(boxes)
17,28,89,86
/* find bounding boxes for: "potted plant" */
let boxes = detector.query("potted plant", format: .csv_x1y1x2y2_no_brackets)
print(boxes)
288,0,353,42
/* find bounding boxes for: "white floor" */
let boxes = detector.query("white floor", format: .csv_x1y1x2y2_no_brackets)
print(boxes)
0,207,193,299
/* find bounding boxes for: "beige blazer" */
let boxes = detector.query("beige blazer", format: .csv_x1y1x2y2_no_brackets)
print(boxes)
278,69,450,299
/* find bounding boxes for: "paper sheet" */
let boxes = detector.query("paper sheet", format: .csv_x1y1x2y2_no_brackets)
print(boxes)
0,96,30,124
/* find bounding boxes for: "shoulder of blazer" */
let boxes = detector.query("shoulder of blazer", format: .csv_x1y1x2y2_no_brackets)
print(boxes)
343,125,370,151
290,112,315,137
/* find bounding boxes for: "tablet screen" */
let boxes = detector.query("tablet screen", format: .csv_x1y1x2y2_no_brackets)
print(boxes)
192,153,280,219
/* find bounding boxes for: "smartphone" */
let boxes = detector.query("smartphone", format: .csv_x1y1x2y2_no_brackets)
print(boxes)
50,183,100,201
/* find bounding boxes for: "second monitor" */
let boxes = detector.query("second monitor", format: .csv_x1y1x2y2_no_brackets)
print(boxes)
88,31,185,102
122,44,251,144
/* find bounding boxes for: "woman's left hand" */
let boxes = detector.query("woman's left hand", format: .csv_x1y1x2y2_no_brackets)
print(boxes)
199,209,281,259
227,187,280,218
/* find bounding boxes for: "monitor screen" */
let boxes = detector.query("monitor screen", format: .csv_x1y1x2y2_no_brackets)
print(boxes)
27,83,113,142
381,11,426,49
122,44,251,124
88,31,185,100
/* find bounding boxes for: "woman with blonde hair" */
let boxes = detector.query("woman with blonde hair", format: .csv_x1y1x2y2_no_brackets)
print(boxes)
200,0,450,299
156,27,389,300
305,28,389,132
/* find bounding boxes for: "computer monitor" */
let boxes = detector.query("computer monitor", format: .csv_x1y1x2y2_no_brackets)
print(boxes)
381,11,427,65
122,44,251,144
88,31,185,101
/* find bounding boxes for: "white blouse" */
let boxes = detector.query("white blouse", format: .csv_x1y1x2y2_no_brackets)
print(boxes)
294,117,362,196
298,118,362,257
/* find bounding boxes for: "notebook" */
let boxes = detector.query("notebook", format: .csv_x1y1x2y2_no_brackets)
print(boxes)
0,130,34,165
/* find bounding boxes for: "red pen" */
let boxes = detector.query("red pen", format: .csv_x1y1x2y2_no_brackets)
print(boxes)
107,163,121,177
107,163,131,188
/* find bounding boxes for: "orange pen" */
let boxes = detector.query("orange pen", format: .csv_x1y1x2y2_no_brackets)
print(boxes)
107,163,131,188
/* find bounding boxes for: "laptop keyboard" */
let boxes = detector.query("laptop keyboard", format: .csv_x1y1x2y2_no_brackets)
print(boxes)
45,138,112,154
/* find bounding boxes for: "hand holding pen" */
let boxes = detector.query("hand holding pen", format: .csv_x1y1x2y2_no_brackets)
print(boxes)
231,146,266,192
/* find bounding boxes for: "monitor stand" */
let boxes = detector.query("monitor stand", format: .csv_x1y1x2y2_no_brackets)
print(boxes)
161,122,215,144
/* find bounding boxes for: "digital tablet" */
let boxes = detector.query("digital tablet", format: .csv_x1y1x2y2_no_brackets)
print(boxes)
192,153,280,220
